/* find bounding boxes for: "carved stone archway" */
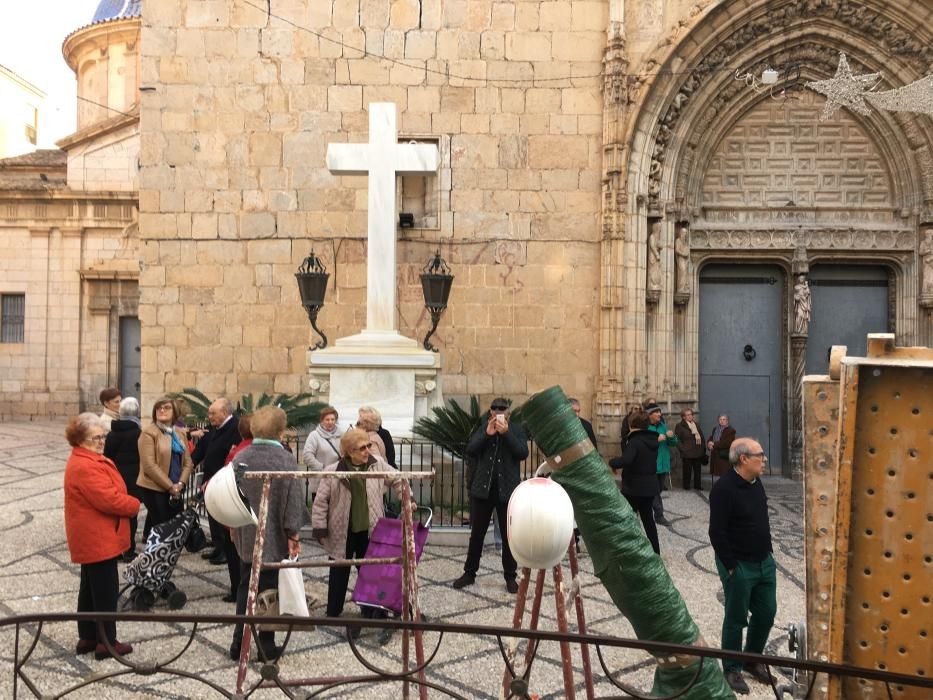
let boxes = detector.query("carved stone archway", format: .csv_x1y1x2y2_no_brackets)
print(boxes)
596,0,933,474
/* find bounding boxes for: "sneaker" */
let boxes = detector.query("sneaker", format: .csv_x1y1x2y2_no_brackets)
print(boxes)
743,662,772,684
452,573,475,589
725,671,749,694
655,515,671,526
505,579,519,594
377,628,394,646
348,624,362,640
94,641,133,660
208,553,227,565
75,639,96,655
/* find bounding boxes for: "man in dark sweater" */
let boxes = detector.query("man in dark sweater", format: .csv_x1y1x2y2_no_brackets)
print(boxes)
191,398,240,573
708,437,776,695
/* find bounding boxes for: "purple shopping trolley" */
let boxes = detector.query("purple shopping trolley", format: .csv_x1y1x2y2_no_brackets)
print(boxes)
351,508,431,615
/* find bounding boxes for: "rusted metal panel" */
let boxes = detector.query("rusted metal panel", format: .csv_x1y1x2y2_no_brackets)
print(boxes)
820,335,933,700
801,375,841,699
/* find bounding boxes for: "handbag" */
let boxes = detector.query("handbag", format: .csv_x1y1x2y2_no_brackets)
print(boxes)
254,558,314,631
278,557,311,617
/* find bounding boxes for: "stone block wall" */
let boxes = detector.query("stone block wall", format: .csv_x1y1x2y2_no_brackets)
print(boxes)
0,204,138,420
139,0,608,413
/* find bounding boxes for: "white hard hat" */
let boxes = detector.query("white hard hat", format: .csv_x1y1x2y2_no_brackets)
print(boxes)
204,464,258,528
507,477,574,569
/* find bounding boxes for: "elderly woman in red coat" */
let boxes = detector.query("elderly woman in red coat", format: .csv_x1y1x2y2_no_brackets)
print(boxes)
64,413,140,660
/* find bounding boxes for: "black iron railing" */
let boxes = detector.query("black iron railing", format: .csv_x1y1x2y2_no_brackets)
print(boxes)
182,432,549,528
281,435,550,528
4,612,931,699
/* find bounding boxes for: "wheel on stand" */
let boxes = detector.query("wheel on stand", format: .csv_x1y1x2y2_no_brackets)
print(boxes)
783,620,808,698
166,589,187,610
159,581,178,599
131,587,156,611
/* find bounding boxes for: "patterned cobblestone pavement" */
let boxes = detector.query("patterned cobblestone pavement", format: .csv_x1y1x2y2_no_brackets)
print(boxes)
0,421,804,698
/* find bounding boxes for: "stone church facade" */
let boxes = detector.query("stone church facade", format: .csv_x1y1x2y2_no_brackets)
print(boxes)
133,0,933,474
0,3,141,419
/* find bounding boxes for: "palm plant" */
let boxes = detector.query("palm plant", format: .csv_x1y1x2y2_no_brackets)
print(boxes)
169,388,326,431
412,396,484,459
413,396,527,456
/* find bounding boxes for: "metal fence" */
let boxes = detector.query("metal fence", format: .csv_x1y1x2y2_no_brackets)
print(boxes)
281,434,550,528
5,611,932,699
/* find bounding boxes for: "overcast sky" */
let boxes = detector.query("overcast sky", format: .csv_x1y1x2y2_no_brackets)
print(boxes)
0,1,101,147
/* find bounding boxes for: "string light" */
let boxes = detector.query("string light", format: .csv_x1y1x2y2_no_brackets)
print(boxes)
806,52,933,120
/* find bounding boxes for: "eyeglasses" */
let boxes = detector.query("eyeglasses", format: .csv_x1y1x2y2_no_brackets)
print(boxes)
86,435,106,443
353,443,373,451
746,451,766,459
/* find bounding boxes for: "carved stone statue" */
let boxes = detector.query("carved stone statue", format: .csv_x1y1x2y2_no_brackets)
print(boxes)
794,273,811,335
647,220,662,292
674,224,690,294
920,228,933,295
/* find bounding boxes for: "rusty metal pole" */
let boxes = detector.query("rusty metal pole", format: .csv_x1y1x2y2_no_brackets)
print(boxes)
502,567,533,696
567,539,595,700
552,563,577,700
235,476,272,694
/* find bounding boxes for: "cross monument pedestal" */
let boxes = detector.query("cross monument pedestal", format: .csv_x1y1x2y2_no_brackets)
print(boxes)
308,103,443,436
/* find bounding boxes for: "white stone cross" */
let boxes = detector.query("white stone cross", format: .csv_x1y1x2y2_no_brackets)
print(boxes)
326,103,440,337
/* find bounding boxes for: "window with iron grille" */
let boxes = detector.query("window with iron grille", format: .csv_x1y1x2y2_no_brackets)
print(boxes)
1,294,25,343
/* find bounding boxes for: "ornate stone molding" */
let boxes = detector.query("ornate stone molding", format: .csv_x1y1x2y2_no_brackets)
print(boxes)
644,1,933,209
690,228,915,250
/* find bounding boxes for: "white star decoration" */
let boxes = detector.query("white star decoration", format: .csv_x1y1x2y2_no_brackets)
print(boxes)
806,52,933,121
806,53,880,119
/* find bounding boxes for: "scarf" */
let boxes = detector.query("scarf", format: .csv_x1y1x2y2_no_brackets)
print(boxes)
711,422,728,443
348,459,370,533
253,438,283,448
159,423,185,482
685,420,702,445
125,416,141,427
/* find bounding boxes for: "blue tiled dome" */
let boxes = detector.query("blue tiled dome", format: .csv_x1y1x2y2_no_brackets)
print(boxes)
91,0,142,24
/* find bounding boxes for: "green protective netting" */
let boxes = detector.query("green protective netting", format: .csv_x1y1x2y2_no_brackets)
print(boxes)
522,387,734,699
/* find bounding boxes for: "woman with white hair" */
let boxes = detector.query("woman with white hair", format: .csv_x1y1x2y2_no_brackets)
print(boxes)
64,412,139,659
355,406,388,462
104,398,144,560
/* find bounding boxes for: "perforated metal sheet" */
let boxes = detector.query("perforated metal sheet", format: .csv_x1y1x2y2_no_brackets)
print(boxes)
831,360,932,699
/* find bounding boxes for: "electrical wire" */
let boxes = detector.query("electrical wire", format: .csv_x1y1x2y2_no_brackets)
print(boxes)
239,0,757,86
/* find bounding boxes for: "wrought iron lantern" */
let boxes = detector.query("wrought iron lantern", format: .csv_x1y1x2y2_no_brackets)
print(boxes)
295,250,329,349
420,250,454,352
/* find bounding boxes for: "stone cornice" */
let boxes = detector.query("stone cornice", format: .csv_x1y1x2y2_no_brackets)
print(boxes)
690,227,916,250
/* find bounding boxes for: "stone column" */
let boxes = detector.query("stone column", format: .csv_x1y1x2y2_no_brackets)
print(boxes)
789,248,810,478
595,19,631,443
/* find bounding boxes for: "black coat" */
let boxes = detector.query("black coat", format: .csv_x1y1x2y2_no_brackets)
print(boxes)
579,418,597,448
674,420,706,460
103,418,142,493
191,416,240,481
376,426,396,467
466,421,529,504
615,429,660,498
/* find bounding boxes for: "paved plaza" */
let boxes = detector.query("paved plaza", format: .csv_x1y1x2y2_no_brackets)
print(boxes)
0,421,804,698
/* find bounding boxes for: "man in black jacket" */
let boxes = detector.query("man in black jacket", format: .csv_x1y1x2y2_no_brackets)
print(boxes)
708,437,777,695
453,398,528,594
191,399,240,575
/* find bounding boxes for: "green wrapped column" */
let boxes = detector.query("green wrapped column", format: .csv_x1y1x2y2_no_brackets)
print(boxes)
522,387,734,699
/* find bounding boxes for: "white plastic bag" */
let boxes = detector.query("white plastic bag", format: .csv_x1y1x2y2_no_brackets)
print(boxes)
278,557,310,617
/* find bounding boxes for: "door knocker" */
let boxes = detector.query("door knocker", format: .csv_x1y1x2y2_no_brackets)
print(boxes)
743,344,757,362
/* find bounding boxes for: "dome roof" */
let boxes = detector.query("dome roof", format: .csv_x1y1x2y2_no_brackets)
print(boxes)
91,0,142,24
